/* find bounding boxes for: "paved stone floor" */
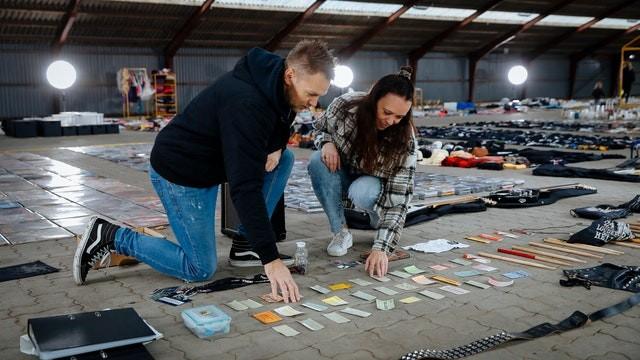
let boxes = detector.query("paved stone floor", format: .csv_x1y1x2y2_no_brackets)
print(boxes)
1,112,639,360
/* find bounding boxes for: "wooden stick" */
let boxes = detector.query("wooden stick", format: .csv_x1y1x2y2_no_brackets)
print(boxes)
529,242,603,259
477,252,557,270
544,238,624,255
465,236,491,244
611,241,640,249
512,246,587,264
498,248,572,266
631,239,640,244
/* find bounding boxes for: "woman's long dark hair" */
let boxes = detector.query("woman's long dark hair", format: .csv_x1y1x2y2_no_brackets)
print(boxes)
349,66,415,174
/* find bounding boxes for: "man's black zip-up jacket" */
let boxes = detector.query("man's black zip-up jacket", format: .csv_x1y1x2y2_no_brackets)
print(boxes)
150,48,292,265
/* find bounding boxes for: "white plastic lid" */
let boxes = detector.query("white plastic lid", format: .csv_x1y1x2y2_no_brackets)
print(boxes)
296,241,306,248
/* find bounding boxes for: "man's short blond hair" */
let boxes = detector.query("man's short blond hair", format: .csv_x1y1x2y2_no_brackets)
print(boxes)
286,40,335,80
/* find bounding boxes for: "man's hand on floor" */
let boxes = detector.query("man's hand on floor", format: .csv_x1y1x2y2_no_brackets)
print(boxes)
264,259,300,303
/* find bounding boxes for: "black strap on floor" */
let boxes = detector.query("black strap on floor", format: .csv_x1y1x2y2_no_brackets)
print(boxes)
400,292,640,360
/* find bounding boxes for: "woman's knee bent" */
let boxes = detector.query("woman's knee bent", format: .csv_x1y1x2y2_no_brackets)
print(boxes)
349,176,382,210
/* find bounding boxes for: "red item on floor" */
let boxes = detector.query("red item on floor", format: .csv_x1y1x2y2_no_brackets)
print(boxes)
441,156,481,168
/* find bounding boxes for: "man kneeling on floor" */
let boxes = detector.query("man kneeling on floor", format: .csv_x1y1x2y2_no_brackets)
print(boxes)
73,40,334,303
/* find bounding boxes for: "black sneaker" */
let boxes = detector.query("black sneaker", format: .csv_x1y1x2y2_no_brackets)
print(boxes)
229,248,294,268
73,216,120,285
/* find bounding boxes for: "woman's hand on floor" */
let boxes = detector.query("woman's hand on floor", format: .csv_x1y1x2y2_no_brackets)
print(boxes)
321,142,341,172
365,250,389,277
264,259,301,303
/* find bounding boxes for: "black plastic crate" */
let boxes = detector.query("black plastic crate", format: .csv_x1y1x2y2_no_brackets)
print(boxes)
62,126,78,136
105,124,120,134
77,125,92,135
91,124,106,134
38,120,62,137
12,120,38,138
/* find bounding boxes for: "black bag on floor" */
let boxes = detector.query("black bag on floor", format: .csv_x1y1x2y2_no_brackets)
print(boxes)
345,200,487,230
570,194,640,220
570,206,631,220
568,218,634,246
560,263,640,292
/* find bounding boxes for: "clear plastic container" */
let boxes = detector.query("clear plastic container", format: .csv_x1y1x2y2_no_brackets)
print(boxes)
181,304,231,339
293,241,308,275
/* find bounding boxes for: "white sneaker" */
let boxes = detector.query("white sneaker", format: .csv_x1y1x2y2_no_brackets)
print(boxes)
327,229,353,257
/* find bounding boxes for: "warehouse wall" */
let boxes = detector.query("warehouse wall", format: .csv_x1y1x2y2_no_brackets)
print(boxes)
0,43,632,119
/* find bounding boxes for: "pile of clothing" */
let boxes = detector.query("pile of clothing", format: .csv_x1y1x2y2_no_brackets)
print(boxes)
417,126,634,150
418,139,625,170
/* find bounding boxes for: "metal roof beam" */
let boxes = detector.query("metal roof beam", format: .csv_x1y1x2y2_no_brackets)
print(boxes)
164,0,216,68
409,0,504,61
52,0,81,52
527,0,639,62
338,0,418,61
470,0,575,61
263,0,325,52
572,22,640,62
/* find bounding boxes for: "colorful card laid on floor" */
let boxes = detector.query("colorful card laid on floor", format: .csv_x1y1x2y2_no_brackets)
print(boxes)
376,298,395,311
370,275,391,282
450,258,473,266
454,270,482,278
473,264,498,272
400,296,421,304
340,307,371,318
260,293,284,303
388,270,412,279
412,275,436,285
328,282,352,291
349,278,373,286
439,286,470,295
274,305,304,317
323,312,351,323
272,325,300,337
253,311,282,324
431,275,462,286
394,283,419,291
240,299,263,309
309,285,331,294
301,302,328,312
463,254,491,264
225,300,249,311
374,287,398,296
430,265,449,271
351,291,377,301
322,296,349,306
403,265,426,274
298,318,325,331
502,270,529,279
465,280,491,289
488,278,514,287
419,290,445,300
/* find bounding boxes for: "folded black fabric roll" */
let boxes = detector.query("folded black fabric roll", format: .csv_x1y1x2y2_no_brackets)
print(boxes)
533,164,640,183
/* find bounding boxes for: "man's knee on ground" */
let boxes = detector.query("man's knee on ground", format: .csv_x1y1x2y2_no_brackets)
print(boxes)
184,260,217,282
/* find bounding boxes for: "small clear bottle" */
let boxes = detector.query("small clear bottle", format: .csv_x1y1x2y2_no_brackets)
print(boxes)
293,241,308,275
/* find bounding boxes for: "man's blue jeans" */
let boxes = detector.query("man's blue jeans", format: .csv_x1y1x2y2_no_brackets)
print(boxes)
307,151,381,234
114,149,295,282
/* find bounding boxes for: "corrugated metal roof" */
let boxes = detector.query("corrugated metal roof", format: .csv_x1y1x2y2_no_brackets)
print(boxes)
0,0,638,55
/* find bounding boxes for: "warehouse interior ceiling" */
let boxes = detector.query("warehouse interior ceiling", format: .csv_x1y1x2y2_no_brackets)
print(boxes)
1,0,639,58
